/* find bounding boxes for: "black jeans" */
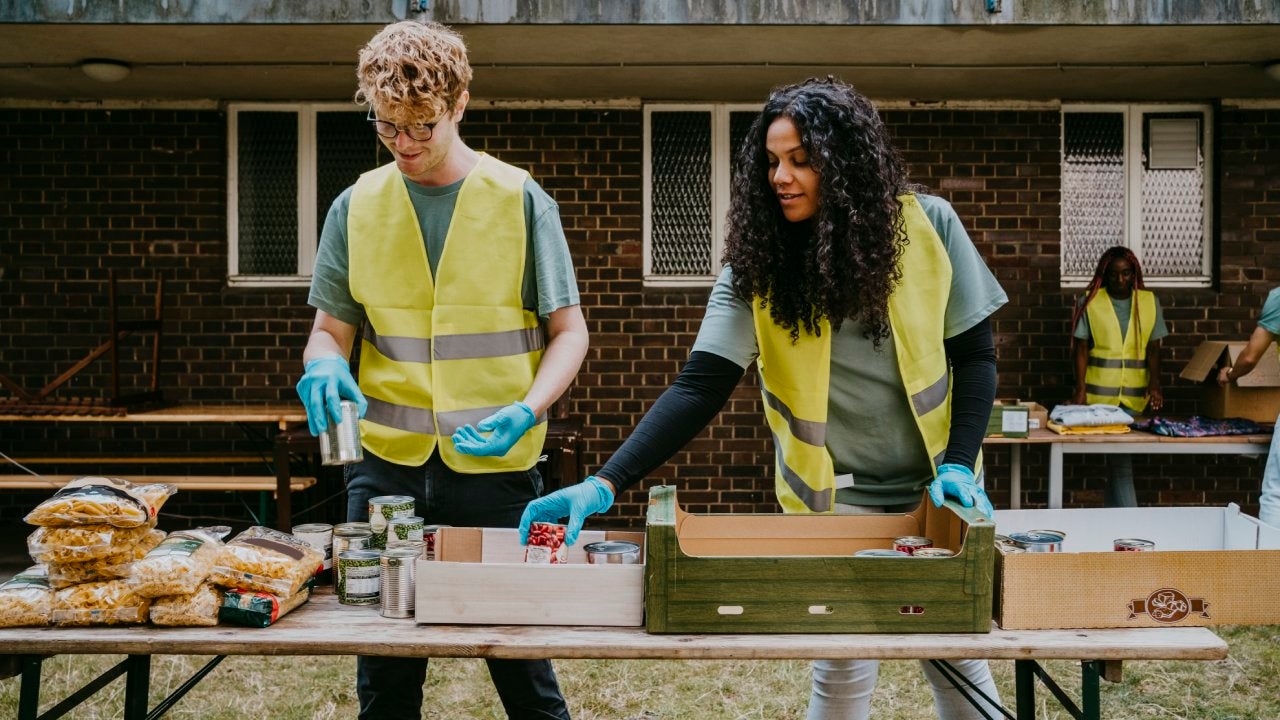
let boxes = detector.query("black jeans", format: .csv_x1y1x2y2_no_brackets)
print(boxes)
345,451,571,720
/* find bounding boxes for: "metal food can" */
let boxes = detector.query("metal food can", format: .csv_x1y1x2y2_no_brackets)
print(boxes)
388,515,426,543
854,549,911,557
333,525,374,587
379,547,420,619
291,522,334,575
368,495,415,549
913,548,956,558
1008,531,1065,553
319,400,364,466
386,539,428,559
1114,538,1155,552
336,549,381,606
998,545,1026,554
525,522,568,564
422,525,450,561
583,541,641,564
892,536,934,556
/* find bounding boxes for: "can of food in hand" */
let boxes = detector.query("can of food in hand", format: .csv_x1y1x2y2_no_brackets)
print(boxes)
368,495,415,549
892,536,934,556
333,524,374,587
1114,538,1155,552
583,541,641,564
525,522,568,564
291,522,334,577
854,549,911,557
1008,530,1065,553
379,547,420,618
319,400,364,466
388,515,425,543
422,525,450,561
337,549,381,606
913,547,955,558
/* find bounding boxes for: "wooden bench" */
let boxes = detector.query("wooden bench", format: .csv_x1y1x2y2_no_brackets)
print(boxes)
0,474,316,494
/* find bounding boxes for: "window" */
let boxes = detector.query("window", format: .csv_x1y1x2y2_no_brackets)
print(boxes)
227,103,383,287
1060,104,1213,287
643,104,759,287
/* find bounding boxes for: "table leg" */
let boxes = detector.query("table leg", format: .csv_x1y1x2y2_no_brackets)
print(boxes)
1082,660,1102,720
1014,660,1036,720
274,432,293,532
1010,444,1022,510
1050,443,1064,509
123,654,151,720
18,655,42,720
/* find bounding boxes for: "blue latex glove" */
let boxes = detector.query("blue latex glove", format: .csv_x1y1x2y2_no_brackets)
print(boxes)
518,476,615,546
451,401,538,457
927,463,994,519
295,355,367,436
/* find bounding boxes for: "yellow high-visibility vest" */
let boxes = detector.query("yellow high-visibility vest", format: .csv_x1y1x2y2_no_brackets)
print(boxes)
347,155,546,471
753,194,966,513
1084,288,1155,413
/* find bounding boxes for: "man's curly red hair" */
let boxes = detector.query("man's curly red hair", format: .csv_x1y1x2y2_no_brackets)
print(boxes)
354,20,472,128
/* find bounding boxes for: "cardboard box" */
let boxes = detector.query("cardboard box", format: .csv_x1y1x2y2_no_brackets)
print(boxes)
992,505,1280,630
1179,340,1280,423
415,527,645,626
986,399,1049,437
644,486,994,634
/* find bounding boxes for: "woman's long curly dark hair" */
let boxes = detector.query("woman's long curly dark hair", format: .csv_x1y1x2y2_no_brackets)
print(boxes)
724,77,913,346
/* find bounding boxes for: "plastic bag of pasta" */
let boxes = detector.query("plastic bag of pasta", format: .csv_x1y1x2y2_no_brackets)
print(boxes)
25,477,176,528
46,528,167,589
28,521,160,564
51,580,151,626
129,526,230,598
218,585,310,627
149,583,223,627
0,565,53,627
209,526,324,597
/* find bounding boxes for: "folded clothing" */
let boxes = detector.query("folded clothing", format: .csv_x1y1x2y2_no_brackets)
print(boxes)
1132,416,1266,438
1049,404,1136,428
1047,421,1132,436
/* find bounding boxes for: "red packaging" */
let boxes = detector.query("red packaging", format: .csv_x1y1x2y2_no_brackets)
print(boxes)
892,536,933,556
524,522,568,564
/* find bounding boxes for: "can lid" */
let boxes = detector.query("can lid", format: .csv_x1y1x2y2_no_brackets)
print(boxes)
334,527,373,538
292,523,333,533
335,522,371,531
854,549,910,557
1008,531,1063,543
338,549,381,560
381,547,422,559
422,524,451,532
913,548,955,557
370,495,415,504
390,516,425,524
582,541,641,554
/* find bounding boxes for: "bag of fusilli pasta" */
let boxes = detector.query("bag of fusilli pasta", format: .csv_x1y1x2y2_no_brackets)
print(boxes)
25,477,176,528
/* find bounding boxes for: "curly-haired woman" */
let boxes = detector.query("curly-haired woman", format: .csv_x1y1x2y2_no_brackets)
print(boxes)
523,77,1007,718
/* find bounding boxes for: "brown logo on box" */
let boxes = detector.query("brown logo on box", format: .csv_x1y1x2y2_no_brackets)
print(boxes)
1128,588,1209,623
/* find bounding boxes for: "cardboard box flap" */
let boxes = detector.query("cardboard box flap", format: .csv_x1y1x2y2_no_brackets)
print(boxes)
1179,341,1230,382
1233,341,1280,388
1180,340,1280,387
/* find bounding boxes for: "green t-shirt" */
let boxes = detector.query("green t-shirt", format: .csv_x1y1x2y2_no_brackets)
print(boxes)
308,172,580,325
691,194,1008,506
1073,293,1169,343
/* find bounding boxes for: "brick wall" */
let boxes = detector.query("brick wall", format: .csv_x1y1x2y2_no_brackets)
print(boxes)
1,106,1276,528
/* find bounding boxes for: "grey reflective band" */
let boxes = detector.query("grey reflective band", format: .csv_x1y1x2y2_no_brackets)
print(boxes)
761,386,827,447
364,324,432,363
436,405,548,437
773,440,832,513
1088,357,1146,369
933,451,946,471
1085,384,1147,398
434,327,545,361
364,396,436,435
911,371,950,417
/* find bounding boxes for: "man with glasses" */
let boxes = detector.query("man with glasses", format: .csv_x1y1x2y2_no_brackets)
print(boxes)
296,19,586,720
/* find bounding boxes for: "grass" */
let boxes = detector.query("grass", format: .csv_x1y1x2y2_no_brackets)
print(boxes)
2,625,1278,719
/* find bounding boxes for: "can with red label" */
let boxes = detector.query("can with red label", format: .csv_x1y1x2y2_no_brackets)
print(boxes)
525,522,568,564
422,524,450,561
1113,538,1155,552
892,536,933,556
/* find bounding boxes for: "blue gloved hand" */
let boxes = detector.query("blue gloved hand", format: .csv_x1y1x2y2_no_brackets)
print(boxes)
295,355,367,436
451,401,538,457
927,463,994,519
518,476,615,546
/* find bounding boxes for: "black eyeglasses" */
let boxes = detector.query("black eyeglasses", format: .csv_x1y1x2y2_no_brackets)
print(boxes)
367,109,436,142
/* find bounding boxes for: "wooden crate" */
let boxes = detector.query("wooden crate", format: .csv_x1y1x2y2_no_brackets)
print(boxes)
993,504,1280,629
644,486,994,634
415,527,645,626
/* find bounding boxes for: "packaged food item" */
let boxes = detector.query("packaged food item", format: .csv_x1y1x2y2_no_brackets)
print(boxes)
51,580,151,626
291,523,334,574
524,522,568,564
1008,531,1065,553
337,550,381,606
913,548,956,558
149,583,223,627
129,526,230,598
0,565,53,627
24,477,177,528
854,549,911,557
892,536,933,556
1114,538,1155,551
28,521,159,564
46,529,167,589
368,495,415,549
219,586,311,627
333,524,374,588
209,526,324,597
583,541,641,564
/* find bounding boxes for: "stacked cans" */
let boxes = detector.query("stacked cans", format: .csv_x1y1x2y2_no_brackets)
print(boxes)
292,522,334,579
333,522,374,588
380,546,419,618
369,495,415,549
337,549,381,606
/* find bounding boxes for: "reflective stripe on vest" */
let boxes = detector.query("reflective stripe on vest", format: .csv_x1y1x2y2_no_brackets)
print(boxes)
1084,288,1155,413
348,155,547,471
753,194,975,514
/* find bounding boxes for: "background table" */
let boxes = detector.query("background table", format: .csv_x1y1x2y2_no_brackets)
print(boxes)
985,429,1273,509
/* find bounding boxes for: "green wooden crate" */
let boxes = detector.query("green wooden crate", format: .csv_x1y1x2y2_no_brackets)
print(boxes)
644,485,994,634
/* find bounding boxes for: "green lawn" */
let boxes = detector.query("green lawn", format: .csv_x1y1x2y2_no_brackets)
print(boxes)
2,624,1277,719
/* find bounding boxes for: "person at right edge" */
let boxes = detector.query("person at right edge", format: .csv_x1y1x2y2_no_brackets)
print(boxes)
1217,286,1280,528
1070,246,1167,507
521,77,1006,719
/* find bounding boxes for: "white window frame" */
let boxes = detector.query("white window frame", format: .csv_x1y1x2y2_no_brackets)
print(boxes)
642,103,760,288
1060,103,1214,289
227,102,363,288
